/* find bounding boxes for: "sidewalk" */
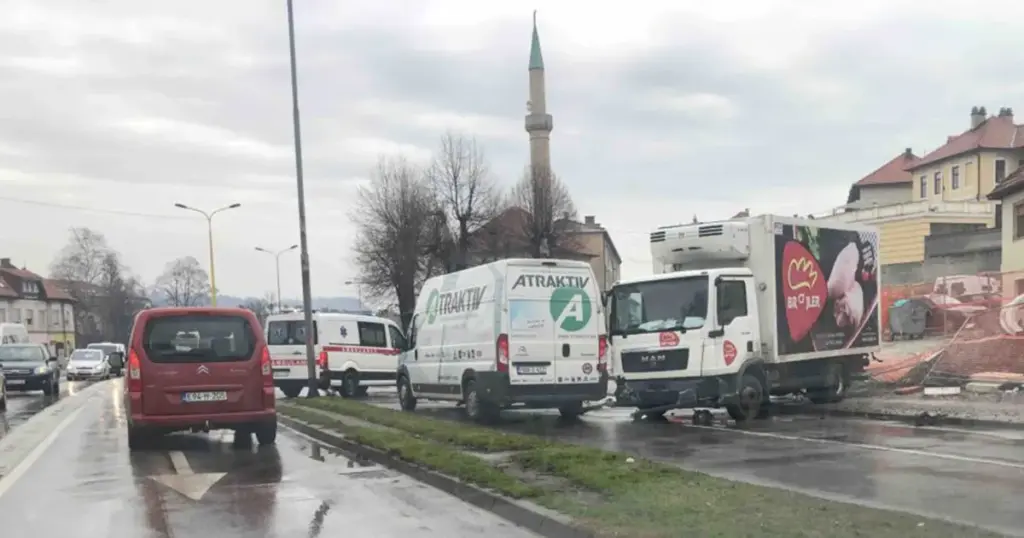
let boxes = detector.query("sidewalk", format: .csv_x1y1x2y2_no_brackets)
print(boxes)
823,392,1024,427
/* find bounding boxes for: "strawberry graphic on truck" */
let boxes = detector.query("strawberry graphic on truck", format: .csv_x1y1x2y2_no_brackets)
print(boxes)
608,215,879,423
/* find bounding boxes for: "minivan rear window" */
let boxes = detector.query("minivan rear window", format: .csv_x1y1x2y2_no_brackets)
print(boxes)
142,315,256,363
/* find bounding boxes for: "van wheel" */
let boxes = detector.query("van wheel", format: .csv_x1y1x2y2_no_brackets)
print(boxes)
281,385,302,399
254,419,277,445
340,370,360,398
127,425,148,451
355,386,369,397
42,377,55,396
807,362,848,404
398,376,417,411
558,401,585,420
463,380,499,423
727,373,766,422
0,391,6,412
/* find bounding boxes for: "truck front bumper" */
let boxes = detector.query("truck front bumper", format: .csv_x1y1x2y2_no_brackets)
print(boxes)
620,376,737,409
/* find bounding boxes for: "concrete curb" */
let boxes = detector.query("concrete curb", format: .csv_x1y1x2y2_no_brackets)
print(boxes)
808,406,1024,431
278,412,594,538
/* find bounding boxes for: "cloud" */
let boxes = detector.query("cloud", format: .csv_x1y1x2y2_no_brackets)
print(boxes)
3,0,1024,299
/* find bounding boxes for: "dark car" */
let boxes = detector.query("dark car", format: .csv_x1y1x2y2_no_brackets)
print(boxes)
125,307,277,450
0,344,61,395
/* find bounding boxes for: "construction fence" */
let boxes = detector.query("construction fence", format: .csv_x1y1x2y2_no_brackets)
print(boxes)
869,270,1024,388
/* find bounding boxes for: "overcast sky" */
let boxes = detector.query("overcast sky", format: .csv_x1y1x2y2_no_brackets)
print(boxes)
2,0,1023,298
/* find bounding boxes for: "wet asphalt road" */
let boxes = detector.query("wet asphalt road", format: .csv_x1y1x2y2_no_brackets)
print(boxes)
0,379,96,441
370,395,1024,536
0,380,539,538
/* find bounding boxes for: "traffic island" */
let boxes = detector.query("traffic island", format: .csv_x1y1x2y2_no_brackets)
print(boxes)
278,399,1000,538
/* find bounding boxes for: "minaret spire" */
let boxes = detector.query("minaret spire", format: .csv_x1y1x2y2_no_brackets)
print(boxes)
525,11,553,181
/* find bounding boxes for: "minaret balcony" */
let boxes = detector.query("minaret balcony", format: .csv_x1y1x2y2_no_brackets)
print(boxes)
525,113,553,132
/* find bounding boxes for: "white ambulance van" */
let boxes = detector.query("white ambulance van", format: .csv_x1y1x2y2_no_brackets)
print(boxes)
0,323,29,345
397,258,609,422
265,311,404,398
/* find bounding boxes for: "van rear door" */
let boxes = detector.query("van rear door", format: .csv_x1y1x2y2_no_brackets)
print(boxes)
266,318,316,380
506,264,556,386
548,265,603,385
139,312,264,416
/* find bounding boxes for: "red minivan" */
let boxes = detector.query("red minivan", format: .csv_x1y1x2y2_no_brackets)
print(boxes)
124,307,276,450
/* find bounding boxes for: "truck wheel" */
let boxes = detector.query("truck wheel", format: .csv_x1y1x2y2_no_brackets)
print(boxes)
398,376,417,411
727,373,766,422
281,385,302,399
463,380,499,423
636,408,667,420
807,362,848,404
558,401,585,420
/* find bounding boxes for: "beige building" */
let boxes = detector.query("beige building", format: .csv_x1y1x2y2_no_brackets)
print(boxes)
0,258,76,356
826,106,1022,278
987,169,1024,295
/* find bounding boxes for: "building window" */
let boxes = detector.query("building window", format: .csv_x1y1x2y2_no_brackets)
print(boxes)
933,172,942,195
951,166,960,189
996,159,1007,183
919,176,927,197
1015,202,1024,240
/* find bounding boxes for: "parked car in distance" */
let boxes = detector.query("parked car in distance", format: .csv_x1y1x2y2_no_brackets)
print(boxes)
124,307,277,450
0,344,61,395
66,349,111,381
86,342,125,376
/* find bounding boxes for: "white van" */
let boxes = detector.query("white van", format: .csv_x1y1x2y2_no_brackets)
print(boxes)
0,323,28,345
397,258,609,421
265,311,404,398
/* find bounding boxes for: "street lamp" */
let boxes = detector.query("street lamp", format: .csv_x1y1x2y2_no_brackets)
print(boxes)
256,245,298,313
173,202,241,307
344,280,363,311
284,0,318,398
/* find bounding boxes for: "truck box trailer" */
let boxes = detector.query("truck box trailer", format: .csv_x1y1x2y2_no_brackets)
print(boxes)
608,214,881,422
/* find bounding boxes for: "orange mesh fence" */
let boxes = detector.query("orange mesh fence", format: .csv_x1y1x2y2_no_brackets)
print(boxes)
869,270,1024,386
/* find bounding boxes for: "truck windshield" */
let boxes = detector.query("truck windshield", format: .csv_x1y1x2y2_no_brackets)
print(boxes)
611,276,709,335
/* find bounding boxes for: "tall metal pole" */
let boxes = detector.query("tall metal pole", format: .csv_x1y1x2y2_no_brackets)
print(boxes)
285,0,318,398
206,215,218,306
275,254,283,313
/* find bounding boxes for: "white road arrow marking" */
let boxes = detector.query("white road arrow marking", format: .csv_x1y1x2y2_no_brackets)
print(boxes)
149,450,226,501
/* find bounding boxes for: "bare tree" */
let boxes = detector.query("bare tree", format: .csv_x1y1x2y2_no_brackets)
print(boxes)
156,256,211,307
509,165,581,258
427,132,499,270
351,156,440,330
241,293,273,325
49,227,147,343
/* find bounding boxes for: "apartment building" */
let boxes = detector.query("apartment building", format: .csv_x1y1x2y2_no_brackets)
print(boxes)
0,258,76,356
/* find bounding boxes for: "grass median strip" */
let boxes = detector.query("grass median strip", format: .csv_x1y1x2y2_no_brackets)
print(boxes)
281,399,999,538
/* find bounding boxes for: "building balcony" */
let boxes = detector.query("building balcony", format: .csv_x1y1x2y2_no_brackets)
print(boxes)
818,200,997,224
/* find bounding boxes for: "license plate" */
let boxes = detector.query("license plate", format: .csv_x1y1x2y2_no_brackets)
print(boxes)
516,366,547,375
272,369,289,379
5,379,25,385
182,391,228,403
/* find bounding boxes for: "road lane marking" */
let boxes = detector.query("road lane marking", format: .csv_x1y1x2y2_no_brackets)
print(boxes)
150,451,225,501
0,404,87,500
684,424,1024,470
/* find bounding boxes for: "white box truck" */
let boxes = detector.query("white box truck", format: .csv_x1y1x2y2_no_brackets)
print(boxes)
608,215,881,422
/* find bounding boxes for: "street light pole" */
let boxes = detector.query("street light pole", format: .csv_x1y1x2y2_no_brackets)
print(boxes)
344,280,362,311
174,202,241,307
255,245,298,312
284,0,318,398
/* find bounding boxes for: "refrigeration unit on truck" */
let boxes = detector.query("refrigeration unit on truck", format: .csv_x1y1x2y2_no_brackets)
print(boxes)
608,214,881,422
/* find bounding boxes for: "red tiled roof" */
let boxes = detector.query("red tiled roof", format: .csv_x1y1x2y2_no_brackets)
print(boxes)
43,279,75,301
856,149,920,186
911,115,1024,169
0,276,18,298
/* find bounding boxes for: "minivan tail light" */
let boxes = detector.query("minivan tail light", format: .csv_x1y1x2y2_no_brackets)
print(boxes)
598,335,608,373
317,349,329,369
496,333,509,373
261,347,273,387
127,349,142,393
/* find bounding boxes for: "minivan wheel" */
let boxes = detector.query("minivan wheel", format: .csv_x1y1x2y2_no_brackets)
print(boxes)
127,425,148,451
254,419,277,445
398,376,417,411
463,380,499,423
340,370,360,398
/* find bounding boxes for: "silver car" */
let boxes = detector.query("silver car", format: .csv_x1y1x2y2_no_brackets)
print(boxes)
66,349,111,381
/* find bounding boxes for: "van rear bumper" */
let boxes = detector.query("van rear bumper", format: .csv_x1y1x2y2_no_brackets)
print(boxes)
475,371,608,407
129,409,276,430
